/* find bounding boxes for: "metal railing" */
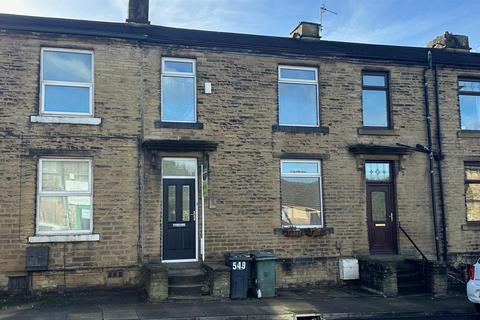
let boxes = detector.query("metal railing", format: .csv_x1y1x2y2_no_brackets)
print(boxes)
398,223,429,262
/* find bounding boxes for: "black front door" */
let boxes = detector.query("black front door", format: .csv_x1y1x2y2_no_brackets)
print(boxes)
162,178,196,261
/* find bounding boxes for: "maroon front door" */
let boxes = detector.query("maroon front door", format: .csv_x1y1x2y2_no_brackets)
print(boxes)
365,162,397,254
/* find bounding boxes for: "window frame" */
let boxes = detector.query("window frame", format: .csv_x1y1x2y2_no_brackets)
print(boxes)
40,48,95,117
280,159,324,228
361,71,391,129
278,65,319,127
458,78,480,131
36,158,94,236
464,162,480,222
161,57,197,123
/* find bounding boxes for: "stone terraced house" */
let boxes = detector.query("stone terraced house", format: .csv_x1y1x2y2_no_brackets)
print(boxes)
1,0,480,299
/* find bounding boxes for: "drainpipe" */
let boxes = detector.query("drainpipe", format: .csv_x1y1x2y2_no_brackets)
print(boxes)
433,65,448,262
423,50,441,261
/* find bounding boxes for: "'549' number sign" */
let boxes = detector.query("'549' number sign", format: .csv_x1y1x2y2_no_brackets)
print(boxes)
232,261,247,270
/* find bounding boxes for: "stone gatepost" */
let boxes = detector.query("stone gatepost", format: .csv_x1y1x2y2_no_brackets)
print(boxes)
427,261,448,297
359,259,398,297
144,264,168,301
204,263,230,298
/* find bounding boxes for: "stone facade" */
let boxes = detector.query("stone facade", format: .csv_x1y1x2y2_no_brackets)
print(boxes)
0,15,480,295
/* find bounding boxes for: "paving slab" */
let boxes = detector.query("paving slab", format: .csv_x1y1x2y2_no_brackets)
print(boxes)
67,312,103,320
103,306,138,320
0,287,477,320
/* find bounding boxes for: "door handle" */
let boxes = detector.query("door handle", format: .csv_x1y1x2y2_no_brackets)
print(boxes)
191,210,196,221
389,212,394,222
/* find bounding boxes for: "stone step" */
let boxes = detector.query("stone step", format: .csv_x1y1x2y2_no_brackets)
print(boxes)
396,262,419,272
164,262,202,270
397,282,427,295
168,267,205,277
168,283,206,296
397,269,422,279
168,272,207,286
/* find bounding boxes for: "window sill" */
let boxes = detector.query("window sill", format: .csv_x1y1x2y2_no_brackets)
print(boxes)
358,127,399,136
458,130,480,138
28,234,100,243
461,223,480,231
272,125,329,134
273,227,334,237
154,121,204,129
30,116,102,125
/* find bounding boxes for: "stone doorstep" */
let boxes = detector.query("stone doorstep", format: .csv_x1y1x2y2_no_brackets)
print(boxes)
144,262,228,301
358,257,448,297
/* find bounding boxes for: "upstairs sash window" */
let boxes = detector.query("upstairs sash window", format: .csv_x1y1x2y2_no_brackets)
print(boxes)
41,48,94,116
459,79,480,130
161,58,196,123
362,72,390,128
278,66,319,126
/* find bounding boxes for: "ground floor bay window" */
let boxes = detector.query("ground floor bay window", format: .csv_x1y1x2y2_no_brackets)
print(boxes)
280,160,323,228
37,158,93,235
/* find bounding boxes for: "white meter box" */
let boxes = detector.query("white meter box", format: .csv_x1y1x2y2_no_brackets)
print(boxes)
339,258,359,280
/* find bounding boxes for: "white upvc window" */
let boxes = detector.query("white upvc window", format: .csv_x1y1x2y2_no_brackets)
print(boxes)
37,158,93,235
280,160,324,228
161,57,197,123
40,48,94,116
278,66,319,127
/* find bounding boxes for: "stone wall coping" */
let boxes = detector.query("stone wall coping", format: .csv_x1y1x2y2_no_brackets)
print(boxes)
143,263,168,272
203,262,230,272
28,234,100,243
30,116,102,125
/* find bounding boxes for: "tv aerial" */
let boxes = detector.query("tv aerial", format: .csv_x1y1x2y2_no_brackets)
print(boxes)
320,3,337,37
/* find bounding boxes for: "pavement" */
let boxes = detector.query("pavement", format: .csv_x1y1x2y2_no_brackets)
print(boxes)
0,286,477,320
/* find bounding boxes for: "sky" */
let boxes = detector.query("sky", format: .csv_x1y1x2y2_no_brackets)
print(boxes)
0,0,478,50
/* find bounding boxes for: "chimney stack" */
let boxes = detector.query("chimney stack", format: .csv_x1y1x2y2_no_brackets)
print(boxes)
427,32,471,52
126,0,150,24
290,21,321,40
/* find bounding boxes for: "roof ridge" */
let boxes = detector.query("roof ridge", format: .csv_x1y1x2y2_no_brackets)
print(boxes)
1,13,479,67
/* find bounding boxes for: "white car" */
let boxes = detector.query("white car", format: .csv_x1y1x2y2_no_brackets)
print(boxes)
467,259,480,312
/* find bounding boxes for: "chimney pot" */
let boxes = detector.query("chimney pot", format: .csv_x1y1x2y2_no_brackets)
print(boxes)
290,21,321,40
427,31,471,52
126,0,150,24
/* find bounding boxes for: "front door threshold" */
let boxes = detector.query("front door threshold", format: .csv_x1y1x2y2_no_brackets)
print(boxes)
162,259,198,263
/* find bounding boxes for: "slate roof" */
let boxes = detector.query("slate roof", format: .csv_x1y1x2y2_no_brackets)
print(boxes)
1,13,480,67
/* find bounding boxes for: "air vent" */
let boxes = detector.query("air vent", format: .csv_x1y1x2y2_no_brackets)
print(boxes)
108,270,123,278
8,276,28,295
26,246,49,271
